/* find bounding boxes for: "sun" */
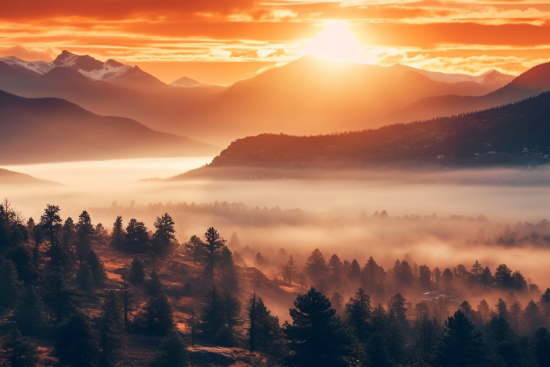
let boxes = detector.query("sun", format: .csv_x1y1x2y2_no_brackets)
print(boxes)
304,20,372,64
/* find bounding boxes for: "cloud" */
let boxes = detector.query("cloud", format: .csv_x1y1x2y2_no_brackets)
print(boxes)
0,45,57,61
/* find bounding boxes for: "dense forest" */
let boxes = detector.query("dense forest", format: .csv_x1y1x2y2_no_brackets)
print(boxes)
1,199,550,366
199,91,550,172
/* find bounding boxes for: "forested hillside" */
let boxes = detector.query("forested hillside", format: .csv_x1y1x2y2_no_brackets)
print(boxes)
2,200,550,366
202,91,550,171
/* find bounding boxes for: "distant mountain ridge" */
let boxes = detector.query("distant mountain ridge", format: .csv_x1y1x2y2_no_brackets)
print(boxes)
382,61,550,124
0,89,219,164
0,168,58,185
187,91,550,175
170,76,214,88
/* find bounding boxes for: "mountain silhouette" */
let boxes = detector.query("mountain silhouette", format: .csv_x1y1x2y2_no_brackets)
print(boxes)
382,61,550,124
0,90,219,164
190,91,550,173
0,168,58,185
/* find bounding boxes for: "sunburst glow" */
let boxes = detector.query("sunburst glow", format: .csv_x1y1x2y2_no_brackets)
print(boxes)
305,20,373,64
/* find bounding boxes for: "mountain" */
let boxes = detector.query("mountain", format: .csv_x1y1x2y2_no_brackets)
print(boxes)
184,91,550,175
0,51,520,145
0,168,58,185
0,90,219,164
388,64,514,85
383,61,550,124
167,55,514,143
170,76,213,88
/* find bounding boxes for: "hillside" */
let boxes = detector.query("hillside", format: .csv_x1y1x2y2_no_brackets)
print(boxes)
185,91,550,175
0,168,58,185
0,90,219,164
383,61,550,124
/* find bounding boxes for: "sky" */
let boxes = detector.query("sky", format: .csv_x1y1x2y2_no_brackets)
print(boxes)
1,0,550,85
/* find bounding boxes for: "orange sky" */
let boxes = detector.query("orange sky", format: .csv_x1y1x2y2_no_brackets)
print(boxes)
1,0,550,85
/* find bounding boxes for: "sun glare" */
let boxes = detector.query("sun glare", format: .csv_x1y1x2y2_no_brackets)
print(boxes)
305,20,372,64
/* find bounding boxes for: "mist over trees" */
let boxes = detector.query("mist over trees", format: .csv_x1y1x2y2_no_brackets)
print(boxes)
2,199,550,367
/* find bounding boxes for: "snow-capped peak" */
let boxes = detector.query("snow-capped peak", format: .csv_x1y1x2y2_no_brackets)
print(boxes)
1,50,134,81
0,56,55,74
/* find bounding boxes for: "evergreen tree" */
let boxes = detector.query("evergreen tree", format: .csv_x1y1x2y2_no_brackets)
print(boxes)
344,288,372,342
77,262,95,291
0,327,40,367
219,246,239,292
495,264,513,288
477,299,490,324
0,257,23,307
283,287,352,367
122,275,130,326
533,327,550,367
328,254,343,288
152,213,176,255
479,267,494,289
304,249,330,292
361,256,386,296
540,288,550,326
203,227,225,281
200,287,242,346
98,291,124,367
439,310,486,367
148,270,163,296
247,292,259,352
55,313,99,367
125,219,150,252
110,216,126,249
145,292,175,335
388,292,408,326
44,271,82,323
76,210,95,261
150,331,190,367
186,308,198,346
8,245,37,285
14,286,47,337
523,300,544,334
418,265,432,290
412,315,443,365
183,235,204,264
87,249,107,285
40,204,62,246
129,257,145,283
62,217,77,257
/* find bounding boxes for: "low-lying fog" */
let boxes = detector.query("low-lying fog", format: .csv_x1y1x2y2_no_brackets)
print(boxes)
3,157,550,287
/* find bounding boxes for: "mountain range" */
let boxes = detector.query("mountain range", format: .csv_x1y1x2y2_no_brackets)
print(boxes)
184,91,550,176
0,50,526,146
0,90,219,164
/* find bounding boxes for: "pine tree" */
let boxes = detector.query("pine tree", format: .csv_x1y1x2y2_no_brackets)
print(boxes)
62,217,77,257
56,313,99,367
186,308,198,346
247,292,258,352
286,255,296,285
533,327,550,367
145,292,175,335
76,211,95,261
523,300,544,334
14,286,47,337
129,257,145,283
541,288,550,326
98,291,124,367
345,288,372,342
77,262,95,291
412,315,443,365
110,216,126,249
304,249,330,292
40,204,62,247
439,310,486,367
183,235,205,264
150,331,190,367
8,245,37,285
122,275,130,326
87,249,107,286
44,271,82,323
148,270,163,296
1,327,40,367
219,246,238,292
0,257,23,307
254,297,285,356
203,227,225,281
125,219,150,252
283,287,352,367
152,213,176,255
200,287,242,346
388,293,408,326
